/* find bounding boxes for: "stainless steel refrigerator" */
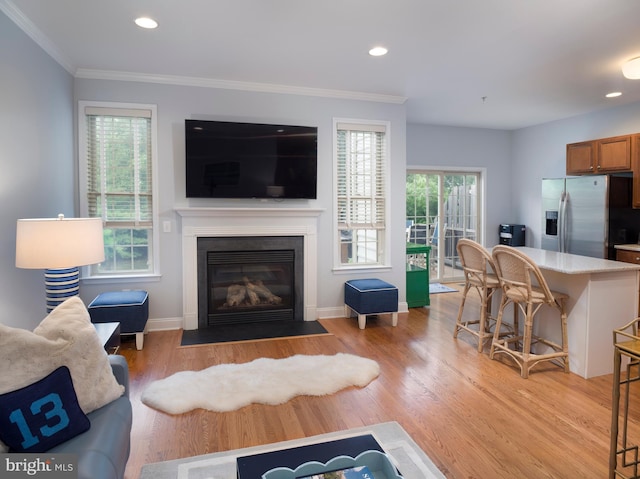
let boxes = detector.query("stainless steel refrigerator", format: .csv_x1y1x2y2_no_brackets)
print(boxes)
541,175,636,259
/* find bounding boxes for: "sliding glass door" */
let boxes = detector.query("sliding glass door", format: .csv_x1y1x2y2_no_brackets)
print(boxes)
406,170,481,282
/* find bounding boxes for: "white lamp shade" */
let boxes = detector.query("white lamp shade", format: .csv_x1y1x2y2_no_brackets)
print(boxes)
16,216,105,269
622,57,640,80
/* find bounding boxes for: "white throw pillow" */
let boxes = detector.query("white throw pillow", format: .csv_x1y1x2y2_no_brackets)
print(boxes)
0,297,125,452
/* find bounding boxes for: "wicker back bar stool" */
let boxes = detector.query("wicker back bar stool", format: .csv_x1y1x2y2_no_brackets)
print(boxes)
490,245,570,378
453,239,503,352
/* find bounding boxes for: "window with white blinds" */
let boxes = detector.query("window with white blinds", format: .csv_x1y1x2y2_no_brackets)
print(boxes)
79,102,157,276
335,121,388,266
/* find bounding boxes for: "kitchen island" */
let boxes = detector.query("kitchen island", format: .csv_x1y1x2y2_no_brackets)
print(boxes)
512,247,640,379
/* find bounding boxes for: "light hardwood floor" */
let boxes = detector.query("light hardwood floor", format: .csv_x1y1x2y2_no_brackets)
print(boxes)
119,288,631,479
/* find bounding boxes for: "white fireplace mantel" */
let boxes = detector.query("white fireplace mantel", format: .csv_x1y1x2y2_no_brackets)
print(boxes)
176,207,323,330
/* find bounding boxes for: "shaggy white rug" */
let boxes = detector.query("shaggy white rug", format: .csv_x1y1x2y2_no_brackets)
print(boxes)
141,353,380,415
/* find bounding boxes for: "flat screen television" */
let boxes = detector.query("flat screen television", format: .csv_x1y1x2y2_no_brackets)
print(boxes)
185,119,318,199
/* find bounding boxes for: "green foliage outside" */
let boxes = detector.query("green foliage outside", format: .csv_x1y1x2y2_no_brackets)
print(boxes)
89,115,153,274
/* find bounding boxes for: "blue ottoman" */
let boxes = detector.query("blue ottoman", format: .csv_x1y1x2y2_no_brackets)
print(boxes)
88,291,149,350
344,279,398,329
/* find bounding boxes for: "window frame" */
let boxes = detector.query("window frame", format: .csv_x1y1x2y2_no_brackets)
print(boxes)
333,118,391,272
78,101,160,281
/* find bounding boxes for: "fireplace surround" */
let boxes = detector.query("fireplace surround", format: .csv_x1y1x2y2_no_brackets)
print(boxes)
177,207,322,330
197,235,304,327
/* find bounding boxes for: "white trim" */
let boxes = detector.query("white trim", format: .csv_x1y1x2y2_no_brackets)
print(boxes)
3,0,407,105
74,69,407,105
333,118,392,269
317,302,409,320
0,0,75,74
176,207,323,330
146,317,183,332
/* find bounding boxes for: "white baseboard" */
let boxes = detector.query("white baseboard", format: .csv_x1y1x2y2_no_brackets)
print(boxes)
317,302,408,320
146,317,183,332
145,302,410,331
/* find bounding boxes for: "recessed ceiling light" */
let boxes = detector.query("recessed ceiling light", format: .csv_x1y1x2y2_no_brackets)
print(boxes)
135,17,158,29
622,57,640,79
606,91,622,98
369,46,388,57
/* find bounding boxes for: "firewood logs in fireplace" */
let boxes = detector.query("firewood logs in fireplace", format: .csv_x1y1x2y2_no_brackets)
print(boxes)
226,284,247,307
224,277,282,308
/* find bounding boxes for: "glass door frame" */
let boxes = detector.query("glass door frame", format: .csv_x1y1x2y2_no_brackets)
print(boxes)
406,168,486,283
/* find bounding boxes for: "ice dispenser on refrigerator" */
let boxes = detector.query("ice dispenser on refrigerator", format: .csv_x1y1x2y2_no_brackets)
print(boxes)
499,224,526,246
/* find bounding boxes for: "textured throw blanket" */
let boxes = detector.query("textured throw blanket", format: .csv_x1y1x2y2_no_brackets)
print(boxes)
142,353,379,414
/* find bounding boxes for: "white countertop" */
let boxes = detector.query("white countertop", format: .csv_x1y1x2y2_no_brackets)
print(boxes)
511,247,640,274
614,244,640,252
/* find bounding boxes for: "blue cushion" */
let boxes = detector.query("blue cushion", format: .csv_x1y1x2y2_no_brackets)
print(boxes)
0,366,90,453
88,291,149,333
344,279,398,315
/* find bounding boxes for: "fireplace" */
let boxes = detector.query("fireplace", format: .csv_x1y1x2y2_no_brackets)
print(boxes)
177,207,322,330
197,236,304,327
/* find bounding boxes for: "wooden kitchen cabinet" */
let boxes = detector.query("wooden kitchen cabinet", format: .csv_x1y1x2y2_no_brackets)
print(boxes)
617,249,640,265
566,135,631,175
566,141,595,174
599,135,631,171
633,135,640,208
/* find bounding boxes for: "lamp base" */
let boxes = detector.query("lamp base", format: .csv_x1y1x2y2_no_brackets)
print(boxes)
45,267,80,313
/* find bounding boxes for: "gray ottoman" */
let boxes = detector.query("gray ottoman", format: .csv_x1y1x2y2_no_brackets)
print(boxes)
88,290,149,350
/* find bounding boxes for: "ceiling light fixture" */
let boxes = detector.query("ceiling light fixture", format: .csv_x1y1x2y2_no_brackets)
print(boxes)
369,46,388,57
135,17,158,29
606,92,622,98
622,57,640,79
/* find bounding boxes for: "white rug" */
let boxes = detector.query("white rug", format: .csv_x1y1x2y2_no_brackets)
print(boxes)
141,353,380,414
139,421,446,479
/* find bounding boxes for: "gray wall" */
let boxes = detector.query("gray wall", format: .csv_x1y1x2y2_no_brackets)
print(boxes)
73,80,408,322
5,6,640,330
0,11,75,328
512,101,640,248
405,124,512,246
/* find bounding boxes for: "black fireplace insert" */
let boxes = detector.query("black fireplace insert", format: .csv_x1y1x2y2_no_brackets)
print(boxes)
197,236,303,327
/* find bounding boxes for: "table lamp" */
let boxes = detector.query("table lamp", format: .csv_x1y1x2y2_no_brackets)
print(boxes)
16,214,105,312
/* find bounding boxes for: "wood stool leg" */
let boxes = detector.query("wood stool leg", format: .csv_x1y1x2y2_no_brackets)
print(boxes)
453,282,471,339
358,314,366,329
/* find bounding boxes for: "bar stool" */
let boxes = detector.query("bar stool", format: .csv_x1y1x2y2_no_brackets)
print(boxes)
490,245,570,378
453,239,502,352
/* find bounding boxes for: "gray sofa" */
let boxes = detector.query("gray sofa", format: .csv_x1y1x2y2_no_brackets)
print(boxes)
49,355,132,479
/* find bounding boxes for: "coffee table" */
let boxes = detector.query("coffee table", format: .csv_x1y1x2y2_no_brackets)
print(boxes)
236,434,386,478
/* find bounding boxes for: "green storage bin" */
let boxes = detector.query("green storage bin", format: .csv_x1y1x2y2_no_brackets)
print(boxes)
406,242,430,307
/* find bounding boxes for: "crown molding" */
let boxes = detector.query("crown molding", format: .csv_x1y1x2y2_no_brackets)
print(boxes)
0,0,75,74
75,68,407,105
3,0,406,105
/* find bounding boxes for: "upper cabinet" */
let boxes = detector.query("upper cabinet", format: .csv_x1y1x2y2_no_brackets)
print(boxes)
633,135,640,208
566,135,632,175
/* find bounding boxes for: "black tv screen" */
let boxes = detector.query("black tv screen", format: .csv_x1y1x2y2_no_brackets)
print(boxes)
185,119,318,199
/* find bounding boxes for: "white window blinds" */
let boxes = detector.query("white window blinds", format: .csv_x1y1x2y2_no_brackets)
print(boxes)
336,123,386,229
85,107,153,228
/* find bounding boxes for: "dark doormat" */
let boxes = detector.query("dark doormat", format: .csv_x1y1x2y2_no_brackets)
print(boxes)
180,320,331,347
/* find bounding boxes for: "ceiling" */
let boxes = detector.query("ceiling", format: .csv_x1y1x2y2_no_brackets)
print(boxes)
4,0,640,130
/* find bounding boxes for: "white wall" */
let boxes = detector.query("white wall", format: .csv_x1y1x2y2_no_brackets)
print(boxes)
73,79,407,321
406,123,513,246
512,101,640,248
0,11,75,328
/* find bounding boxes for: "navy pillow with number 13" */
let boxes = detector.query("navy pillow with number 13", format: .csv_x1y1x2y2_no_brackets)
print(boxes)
0,366,90,452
